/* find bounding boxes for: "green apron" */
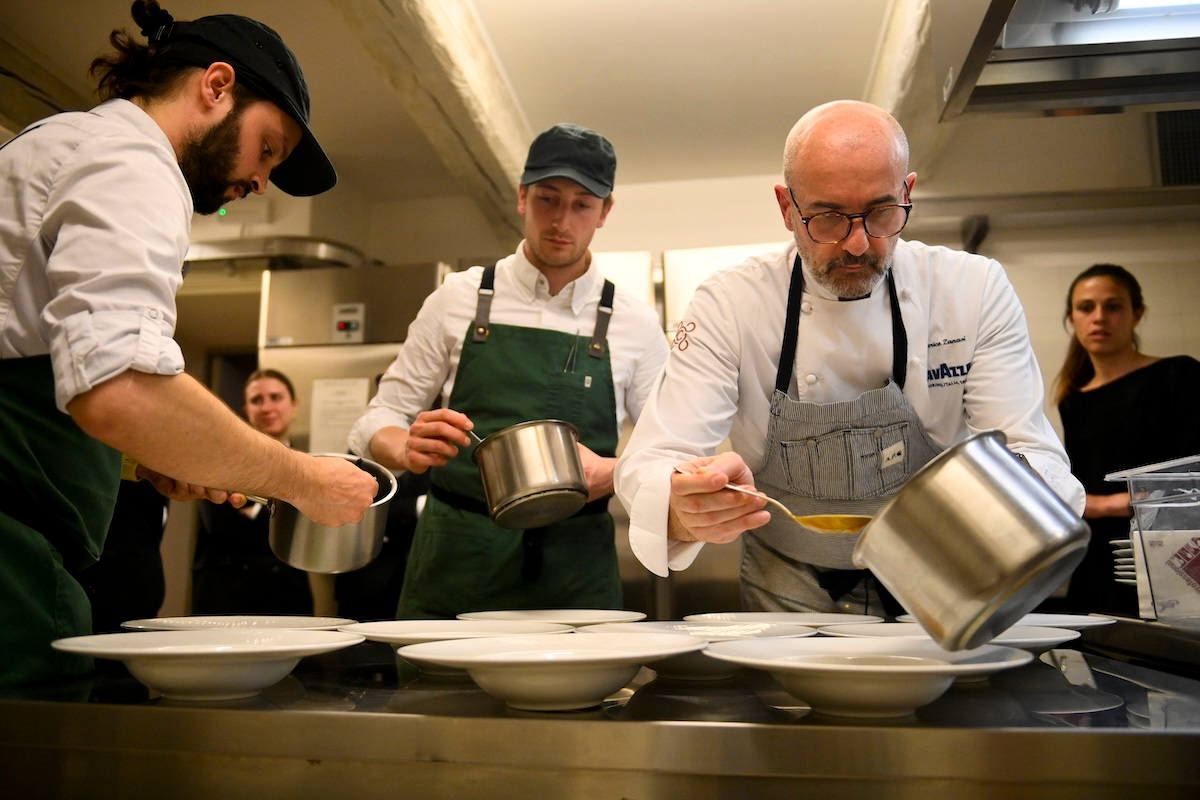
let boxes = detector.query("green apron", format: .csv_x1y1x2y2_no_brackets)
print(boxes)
0,355,120,687
397,267,621,618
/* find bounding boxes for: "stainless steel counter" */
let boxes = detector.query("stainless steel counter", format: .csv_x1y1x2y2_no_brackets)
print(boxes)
2,619,1199,799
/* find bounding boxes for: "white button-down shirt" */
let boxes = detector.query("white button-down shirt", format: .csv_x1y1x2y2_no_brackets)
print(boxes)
615,240,1085,577
0,99,189,411
349,246,669,454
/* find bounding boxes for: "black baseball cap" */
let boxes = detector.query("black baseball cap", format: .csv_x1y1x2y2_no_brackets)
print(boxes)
146,12,335,196
520,123,616,197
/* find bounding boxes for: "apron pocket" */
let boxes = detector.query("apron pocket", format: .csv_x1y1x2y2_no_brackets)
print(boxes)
543,370,590,423
780,423,911,501
849,423,912,497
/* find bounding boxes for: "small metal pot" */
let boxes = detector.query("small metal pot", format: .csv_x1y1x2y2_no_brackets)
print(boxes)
852,430,1089,651
268,453,398,574
473,419,588,529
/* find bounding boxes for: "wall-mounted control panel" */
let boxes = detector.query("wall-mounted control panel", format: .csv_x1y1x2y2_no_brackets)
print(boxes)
332,302,365,343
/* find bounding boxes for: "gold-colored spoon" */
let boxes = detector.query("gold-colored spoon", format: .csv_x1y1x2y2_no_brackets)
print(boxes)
673,465,870,533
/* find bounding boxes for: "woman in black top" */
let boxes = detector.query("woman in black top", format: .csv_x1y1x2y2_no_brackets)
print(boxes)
1054,264,1200,616
193,369,313,614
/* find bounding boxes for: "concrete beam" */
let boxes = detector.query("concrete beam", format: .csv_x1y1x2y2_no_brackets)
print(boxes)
331,0,528,247
864,0,964,177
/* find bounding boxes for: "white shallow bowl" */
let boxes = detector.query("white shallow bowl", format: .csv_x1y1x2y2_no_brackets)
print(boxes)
683,612,884,628
397,632,703,710
52,629,364,701
340,620,575,676
121,615,356,631
456,609,647,626
898,612,1117,630
705,637,1032,718
819,622,1081,655
577,621,818,680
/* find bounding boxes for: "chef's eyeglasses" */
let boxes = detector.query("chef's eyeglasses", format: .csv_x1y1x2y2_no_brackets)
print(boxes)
787,186,912,245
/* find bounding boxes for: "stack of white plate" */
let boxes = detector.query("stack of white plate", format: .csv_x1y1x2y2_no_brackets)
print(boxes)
1112,537,1137,586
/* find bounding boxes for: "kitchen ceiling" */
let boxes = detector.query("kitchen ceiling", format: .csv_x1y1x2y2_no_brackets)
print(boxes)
0,0,896,208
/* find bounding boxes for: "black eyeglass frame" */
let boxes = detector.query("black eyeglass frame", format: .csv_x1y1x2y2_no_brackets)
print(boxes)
787,185,913,245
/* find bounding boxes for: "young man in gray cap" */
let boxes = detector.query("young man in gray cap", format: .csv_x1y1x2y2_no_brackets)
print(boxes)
350,123,668,618
0,1,377,687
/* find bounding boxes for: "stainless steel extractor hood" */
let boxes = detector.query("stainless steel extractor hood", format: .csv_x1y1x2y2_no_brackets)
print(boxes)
184,236,366,271
932,0,1200,119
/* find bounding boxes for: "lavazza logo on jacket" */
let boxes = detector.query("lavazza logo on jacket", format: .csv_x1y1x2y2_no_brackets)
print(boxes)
926,336,971,387
927,360,972,386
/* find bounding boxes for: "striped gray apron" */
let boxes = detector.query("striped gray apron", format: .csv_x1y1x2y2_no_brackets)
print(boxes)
741,256,942,615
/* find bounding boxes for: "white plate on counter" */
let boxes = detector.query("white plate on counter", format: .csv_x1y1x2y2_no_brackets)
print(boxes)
577,620,818,680
122,615,357,631
52,629,364,701
898,612,1116,630
819,622,1081,654
340,619,575,644
683,612,883,628
340,619,575,676
704,637,1031,718
397,632,702,710
457,609,646,626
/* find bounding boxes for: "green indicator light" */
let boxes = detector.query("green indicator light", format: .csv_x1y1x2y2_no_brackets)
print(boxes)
218,208,227,216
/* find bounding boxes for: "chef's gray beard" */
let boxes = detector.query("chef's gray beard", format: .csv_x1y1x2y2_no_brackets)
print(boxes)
808,253,889,299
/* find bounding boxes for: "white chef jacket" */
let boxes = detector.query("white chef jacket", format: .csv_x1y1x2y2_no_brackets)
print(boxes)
615,240,1086,577
348,246,669,455
0,99,189,411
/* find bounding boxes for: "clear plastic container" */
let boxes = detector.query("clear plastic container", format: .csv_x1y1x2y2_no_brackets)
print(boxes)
1107,454,1200,509
1106,455,1200,621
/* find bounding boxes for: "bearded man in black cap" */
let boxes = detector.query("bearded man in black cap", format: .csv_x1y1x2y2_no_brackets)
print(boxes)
0,1,377,687
350,123,669,618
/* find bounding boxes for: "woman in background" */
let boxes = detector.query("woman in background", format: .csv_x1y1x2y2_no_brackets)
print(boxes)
1054,263,1200,616
193,370,314,614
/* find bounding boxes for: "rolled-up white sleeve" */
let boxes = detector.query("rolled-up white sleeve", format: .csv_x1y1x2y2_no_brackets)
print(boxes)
34,127,190,411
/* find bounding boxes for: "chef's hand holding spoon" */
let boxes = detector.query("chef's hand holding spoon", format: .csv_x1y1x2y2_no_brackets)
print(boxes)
669,452,771,544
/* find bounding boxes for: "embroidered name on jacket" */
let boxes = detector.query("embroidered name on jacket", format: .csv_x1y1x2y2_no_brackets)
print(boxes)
927,361,972,386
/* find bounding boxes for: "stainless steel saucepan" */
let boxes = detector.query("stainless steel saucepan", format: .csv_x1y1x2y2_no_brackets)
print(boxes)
853,430,1090,651
258,453,398,574
472,419,588,529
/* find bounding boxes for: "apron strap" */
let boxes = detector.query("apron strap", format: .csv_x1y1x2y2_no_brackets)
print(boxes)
774,255,805,394
586,279,616,359
774,256,908,393
471,265,497,343
815,567,906,617
430,485,610,519
886,268,908,391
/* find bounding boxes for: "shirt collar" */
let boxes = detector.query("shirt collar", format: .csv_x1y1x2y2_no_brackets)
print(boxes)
93,99,176,157
511,241,602,313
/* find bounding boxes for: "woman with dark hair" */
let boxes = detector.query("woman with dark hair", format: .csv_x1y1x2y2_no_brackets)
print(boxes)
1054,263,1200,615
193,369,313,614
